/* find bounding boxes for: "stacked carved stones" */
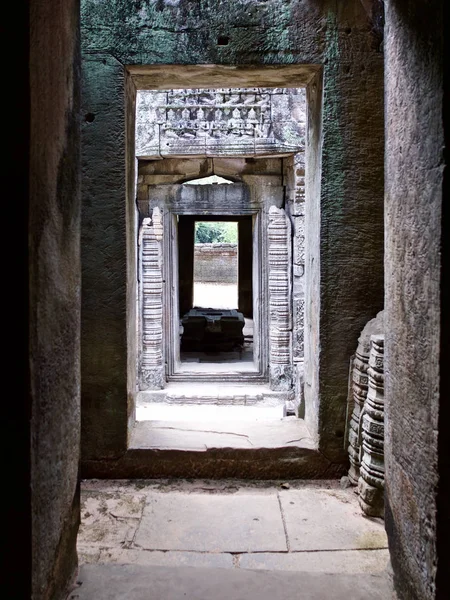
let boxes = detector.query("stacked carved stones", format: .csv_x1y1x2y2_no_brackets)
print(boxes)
347,337,371,485
358,334,385,517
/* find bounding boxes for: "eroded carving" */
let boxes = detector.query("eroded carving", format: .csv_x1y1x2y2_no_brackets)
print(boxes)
358,334,385,517
347,311,384,485
348,338,370,484
136,88,305,156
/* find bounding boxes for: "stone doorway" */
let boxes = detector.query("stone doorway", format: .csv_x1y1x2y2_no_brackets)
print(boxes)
180,215,253,372
135,85,306,429
80,63,378,478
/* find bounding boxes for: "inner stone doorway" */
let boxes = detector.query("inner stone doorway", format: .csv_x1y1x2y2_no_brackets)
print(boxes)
178,213,255,375
135,85,306,429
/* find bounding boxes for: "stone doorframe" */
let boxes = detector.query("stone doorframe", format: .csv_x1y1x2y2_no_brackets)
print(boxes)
137,173,293,391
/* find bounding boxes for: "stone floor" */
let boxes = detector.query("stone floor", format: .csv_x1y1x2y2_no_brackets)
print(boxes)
75,478,392,600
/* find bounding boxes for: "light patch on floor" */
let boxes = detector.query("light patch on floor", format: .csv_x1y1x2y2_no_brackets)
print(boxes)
193,282,238,310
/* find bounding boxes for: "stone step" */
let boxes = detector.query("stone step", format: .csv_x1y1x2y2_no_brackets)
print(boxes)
137,383,292,407
74,564,393,600
136,403,287,422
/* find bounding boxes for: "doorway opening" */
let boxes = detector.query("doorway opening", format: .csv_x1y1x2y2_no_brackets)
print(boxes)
134,82,307,435
178,215,255,374
193,220,238,310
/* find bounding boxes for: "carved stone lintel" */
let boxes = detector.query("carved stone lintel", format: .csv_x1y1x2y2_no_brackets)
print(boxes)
139,208,165,391
136,88,306,157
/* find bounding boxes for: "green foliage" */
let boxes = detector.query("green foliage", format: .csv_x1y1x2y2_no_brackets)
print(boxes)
195,222,238,244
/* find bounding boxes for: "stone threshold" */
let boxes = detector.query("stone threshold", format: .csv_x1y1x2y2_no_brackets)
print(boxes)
136,403,286,422
168,371,267,383
81,419,346,479
72,564,393,600
131,417,314,450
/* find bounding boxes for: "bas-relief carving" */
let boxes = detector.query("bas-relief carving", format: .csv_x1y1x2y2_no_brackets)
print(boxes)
135,88,306,157
268,206,292,391
139,208,166,390
293,295,305,361
293,216,305,265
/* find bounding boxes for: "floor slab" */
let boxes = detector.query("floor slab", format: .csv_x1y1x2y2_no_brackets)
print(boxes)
279,488,388,551
239,549,390,573
96,548,234,569
71,564,393,600
134,492,288,552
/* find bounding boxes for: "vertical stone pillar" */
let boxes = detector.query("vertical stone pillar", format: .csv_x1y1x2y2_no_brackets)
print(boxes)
267,206,292,391
140,208,165,390
358,334,385,517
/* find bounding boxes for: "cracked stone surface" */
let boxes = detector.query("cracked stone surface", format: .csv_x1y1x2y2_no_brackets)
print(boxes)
134,492,287,552
279,488,389,551
129,417,315,450
78,479,389,578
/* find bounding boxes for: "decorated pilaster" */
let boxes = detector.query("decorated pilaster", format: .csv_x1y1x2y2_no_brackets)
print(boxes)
267,206,292,391
139,208,165,390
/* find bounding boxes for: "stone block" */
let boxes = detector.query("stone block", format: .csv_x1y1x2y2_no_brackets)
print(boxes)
135,492,287,552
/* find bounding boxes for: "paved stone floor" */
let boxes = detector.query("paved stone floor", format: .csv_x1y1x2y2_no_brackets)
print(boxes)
77,479,390,574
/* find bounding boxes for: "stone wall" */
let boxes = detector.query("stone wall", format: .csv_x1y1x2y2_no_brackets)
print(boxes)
81,0,385,470
29,0,81,598
194,243,238,285
384,1,447,599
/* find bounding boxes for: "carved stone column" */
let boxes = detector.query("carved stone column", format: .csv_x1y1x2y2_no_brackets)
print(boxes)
347,311,384,484
358,334,385,517
139,208,165,390
267,206,292,391
347,338,371,484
